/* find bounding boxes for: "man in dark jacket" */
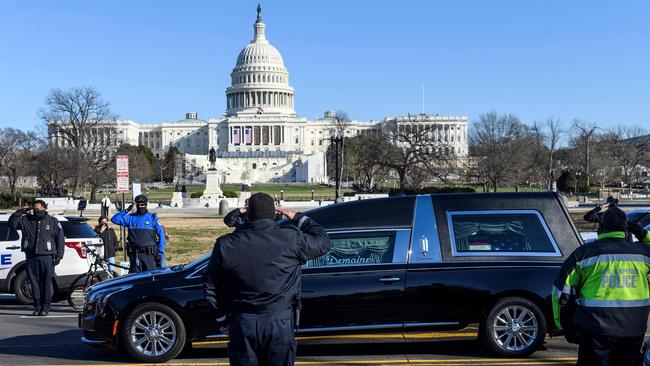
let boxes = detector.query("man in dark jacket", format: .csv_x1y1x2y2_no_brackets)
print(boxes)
583,195,619,234
203,193,331,366
111,194,165,272
95,216,118,275
9,199,65,316
553,206,650,365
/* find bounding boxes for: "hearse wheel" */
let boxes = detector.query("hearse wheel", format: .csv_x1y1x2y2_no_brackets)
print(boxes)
121,302,186,363
481,297,546,357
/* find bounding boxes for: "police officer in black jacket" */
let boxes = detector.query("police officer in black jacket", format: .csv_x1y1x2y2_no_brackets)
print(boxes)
9,199,65,316
204,193,331,366
583,195,619,234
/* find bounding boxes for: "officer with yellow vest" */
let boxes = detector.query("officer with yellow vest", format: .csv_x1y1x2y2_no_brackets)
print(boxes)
553,206,650,365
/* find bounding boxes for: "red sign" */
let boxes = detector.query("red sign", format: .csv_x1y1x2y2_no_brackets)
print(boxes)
116,155,129,193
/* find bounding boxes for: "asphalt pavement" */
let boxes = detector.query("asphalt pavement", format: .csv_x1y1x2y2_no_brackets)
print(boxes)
0,294,587,366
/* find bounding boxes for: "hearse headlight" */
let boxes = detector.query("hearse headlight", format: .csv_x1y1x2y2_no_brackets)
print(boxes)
88,285,133,313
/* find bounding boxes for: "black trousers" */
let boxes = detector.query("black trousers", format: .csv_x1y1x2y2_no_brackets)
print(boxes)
577,329,643,366
26,255,54,312
128,252,157,273
228,308,296,366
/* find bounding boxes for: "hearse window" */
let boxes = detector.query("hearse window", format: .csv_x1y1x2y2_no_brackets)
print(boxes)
448,211,560,256
308,231,396,268
0,223,19,241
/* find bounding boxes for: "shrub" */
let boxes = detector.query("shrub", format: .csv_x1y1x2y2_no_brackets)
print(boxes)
190,192,202,198
0,194,20,209
222,191,239,198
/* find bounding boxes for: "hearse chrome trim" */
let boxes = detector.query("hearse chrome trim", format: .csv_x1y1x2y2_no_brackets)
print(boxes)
403,321,460,328
185,263,208,279
408,195,442,263
204,321,463,339
447,210,562,257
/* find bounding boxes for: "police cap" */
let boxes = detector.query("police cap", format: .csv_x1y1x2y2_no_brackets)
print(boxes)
134,195,148,205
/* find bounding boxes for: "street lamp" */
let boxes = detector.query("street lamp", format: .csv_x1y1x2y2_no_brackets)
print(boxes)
575,171,582,195
329,129,344,203
280,189,284,201
311,189,314,201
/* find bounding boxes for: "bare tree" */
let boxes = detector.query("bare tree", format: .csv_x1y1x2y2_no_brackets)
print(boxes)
0,128,40,198
345,133,389,190
31,145,78,189
570,119,600,189
40,87,118,196
531,118,564,190
378,114,452,189
604,126,650,191
469,112,527,192
328,111,350,200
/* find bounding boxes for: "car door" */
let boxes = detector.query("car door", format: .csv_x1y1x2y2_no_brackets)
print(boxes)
298,228,410,331
404,195,565,329
0,221,23,279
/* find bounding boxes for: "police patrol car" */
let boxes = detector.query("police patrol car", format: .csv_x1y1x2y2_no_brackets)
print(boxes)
0,212,103,304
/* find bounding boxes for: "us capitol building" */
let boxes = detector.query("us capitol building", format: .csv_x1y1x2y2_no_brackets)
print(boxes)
57,6,468,184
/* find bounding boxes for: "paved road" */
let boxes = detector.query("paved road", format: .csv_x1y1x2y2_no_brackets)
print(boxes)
0,294,585,366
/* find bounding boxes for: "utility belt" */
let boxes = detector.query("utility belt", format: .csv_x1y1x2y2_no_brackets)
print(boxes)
127,245,157,256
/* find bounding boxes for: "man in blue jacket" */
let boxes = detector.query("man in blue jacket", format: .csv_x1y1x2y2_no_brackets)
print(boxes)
111,195,165,272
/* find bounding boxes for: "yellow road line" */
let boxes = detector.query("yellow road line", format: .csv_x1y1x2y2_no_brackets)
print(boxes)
44,358,578,366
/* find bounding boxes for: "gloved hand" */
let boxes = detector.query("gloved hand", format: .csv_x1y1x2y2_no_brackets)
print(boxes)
53,257,61,266
125,204,134,213
158,253,166,268
628,221,647,242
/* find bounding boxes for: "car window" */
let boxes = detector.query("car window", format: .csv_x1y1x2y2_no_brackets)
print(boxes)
448,211,559,256
60,221,97,239
308,231,396,268
0,223,19,241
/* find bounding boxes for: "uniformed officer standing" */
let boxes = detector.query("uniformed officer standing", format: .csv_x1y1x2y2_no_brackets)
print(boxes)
111,195,165,272
553,206,650,365
583,195,619,235
9,200,65,316
203,193,331,366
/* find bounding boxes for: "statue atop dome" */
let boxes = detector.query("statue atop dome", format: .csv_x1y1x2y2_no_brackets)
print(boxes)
256,4,262,22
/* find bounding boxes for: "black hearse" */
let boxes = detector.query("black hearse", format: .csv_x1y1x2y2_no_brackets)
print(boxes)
80,192,581,362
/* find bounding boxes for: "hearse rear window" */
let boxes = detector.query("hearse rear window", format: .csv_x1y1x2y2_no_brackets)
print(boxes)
308,232,396,267
448,210,560,256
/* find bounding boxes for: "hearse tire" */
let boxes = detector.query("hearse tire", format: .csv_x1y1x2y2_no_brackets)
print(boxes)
481,297,546,357
121,302,186,363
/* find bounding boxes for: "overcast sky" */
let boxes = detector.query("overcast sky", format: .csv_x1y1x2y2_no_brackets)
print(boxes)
0,0,648,131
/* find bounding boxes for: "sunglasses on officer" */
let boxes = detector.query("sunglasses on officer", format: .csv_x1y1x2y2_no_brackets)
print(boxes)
136,203,147,207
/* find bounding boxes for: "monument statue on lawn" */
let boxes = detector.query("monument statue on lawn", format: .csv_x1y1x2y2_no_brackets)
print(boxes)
201,146,223,205
209,147,217,170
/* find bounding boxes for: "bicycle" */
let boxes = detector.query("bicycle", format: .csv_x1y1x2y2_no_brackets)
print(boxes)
67,244,128,309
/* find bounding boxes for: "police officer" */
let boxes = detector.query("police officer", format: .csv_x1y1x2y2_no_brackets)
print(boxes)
583,195,619,235
223,199,251,228
9,200,65,316
111,195,165,272
203,192,331,366
553,206,650,365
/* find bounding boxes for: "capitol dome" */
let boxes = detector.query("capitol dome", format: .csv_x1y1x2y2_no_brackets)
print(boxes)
225,5,295,116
